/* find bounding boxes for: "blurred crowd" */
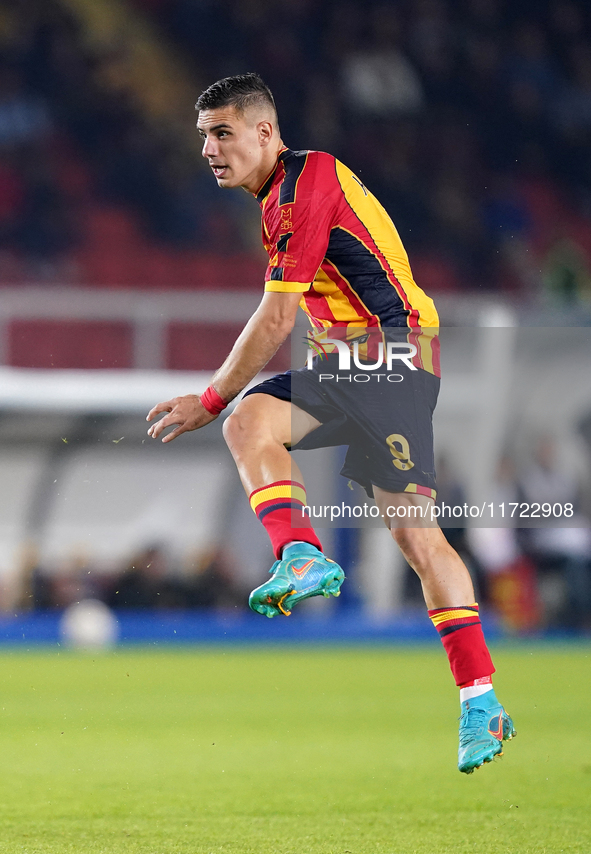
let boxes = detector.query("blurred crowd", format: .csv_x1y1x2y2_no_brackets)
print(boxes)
0,0,209,273
15,544,248,614
0,0,591,295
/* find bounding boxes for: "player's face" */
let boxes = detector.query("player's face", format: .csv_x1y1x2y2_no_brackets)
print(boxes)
198,107,272,192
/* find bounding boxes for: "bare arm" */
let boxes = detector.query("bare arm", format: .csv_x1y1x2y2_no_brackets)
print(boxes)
210,290,302,402
146,291,302,442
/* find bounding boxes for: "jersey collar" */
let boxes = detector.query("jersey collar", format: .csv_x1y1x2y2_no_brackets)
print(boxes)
254,147,290,205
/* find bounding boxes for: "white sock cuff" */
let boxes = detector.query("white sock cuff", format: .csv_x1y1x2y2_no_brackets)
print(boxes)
460,684,494,703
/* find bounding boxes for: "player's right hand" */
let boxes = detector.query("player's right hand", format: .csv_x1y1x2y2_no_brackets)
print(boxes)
146,394,218,443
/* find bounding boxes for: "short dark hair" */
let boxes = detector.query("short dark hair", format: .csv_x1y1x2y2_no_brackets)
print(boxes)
195,73,277,121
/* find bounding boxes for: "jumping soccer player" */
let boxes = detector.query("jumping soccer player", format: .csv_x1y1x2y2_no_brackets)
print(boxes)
146,73,515,773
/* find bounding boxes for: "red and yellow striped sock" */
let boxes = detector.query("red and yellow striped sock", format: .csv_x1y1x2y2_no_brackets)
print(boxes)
249,480,322,559
428,603,495,686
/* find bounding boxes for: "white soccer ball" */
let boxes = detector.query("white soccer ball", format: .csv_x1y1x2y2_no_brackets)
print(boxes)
60,599,118,649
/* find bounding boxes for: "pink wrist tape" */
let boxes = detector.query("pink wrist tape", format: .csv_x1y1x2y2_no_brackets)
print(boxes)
200,385,228,415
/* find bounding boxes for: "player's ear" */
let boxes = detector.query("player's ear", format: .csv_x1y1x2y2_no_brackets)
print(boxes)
257,120,274,147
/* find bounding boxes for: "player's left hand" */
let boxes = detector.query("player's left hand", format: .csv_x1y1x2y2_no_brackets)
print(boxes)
146,394,218,442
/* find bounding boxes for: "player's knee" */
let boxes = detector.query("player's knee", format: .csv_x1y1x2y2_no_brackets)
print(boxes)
222,409,246,453
222,400,268,454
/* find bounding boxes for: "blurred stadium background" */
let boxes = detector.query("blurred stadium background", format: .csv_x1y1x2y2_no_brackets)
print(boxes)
0,0,591,642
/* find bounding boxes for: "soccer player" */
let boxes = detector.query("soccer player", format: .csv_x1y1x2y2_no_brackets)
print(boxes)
147,73,516,773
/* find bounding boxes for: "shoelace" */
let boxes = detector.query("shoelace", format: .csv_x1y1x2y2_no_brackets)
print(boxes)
459,707,489,746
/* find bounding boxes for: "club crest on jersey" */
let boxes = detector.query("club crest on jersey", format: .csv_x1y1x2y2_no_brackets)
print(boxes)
280,208,292,230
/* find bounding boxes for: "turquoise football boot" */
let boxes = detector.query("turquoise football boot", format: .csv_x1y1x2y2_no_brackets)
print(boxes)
249,543,345,618
458,690,516,774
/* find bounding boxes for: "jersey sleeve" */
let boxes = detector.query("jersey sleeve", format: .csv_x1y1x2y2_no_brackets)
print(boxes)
263,155,337,293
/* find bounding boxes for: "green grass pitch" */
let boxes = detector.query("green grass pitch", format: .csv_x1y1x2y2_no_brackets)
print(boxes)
0,645,588,853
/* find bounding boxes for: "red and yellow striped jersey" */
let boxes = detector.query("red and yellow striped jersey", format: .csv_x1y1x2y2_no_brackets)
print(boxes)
255,147,440,375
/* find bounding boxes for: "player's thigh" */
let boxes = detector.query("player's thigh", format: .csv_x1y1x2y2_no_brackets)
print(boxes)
225,393,322,447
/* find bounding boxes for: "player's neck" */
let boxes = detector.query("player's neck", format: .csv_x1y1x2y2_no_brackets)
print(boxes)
243,140,285,196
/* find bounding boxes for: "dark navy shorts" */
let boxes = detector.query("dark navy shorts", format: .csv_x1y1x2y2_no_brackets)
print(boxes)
243,354,439,499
